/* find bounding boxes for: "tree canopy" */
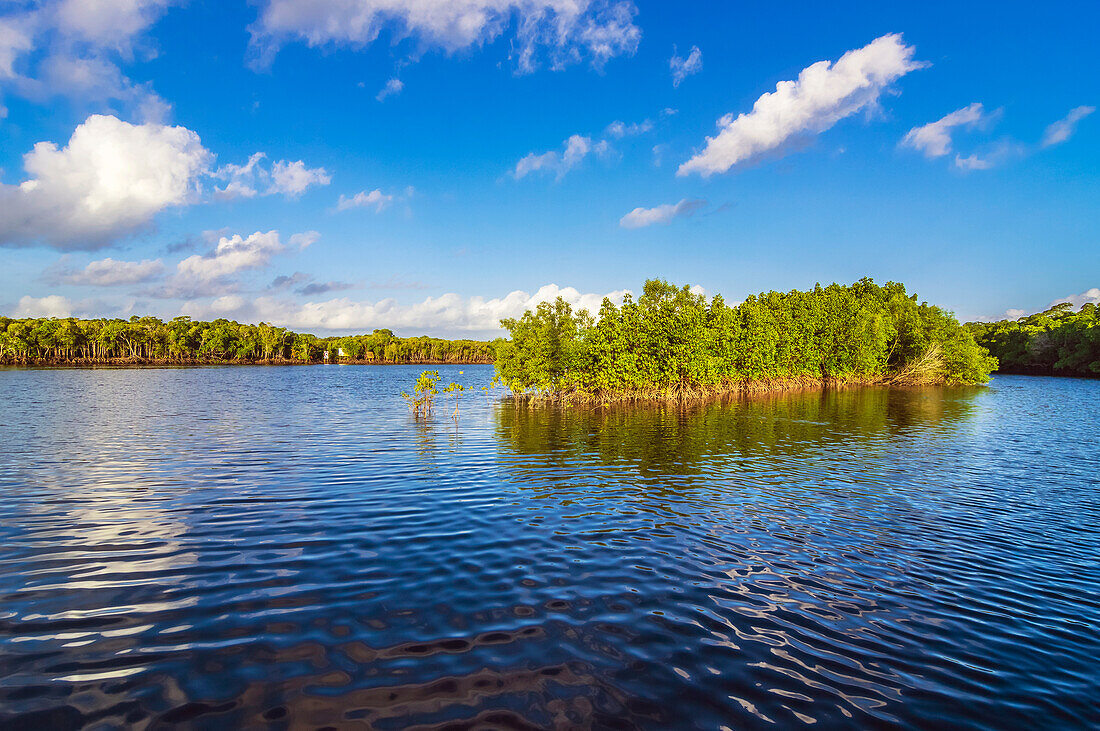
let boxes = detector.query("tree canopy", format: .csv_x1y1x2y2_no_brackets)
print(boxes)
966,302,1100,377
495,278,997,400
0,315,495,365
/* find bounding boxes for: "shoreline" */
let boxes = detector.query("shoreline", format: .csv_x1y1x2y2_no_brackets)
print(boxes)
501,374,986,405
0,358,494,368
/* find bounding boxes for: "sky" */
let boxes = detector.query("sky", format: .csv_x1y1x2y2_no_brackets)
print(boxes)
1,0,1097,338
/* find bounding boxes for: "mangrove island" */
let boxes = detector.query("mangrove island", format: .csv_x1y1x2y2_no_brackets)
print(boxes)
495,278,997,401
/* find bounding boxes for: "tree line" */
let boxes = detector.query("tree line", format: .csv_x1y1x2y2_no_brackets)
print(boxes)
0,316,495,365
494,278,997,401
965,302,1099,377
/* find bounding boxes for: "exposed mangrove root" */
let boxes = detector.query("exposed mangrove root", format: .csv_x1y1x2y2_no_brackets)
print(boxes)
502,373,915,405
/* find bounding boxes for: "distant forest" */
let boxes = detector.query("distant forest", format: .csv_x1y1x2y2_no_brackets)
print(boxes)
6,291,1096,380
495,278,997,401
966,302,1099,377
0,316,495,365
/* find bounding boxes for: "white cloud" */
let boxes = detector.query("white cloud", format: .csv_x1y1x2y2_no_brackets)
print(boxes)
604,118,653,138
954,153,992,171
0,114,213,250
0,17,34,79
0,116,328,250
214,154,331,199
38,53,168,118
289,230,321,249
64,257,165,285
619,198,706,229
952,139,1022,172
516,109,670,180
669,44,701,87
514,134,596,180
1041,106,1095,148
1,1,174,120
901,103,989,157
15,294,74,318
678,34,923,177
208,295,248,314
269,160,332,197
249,0,640,74
376,77,403,101
335,189,394,212
180,283,632,336
54,0,174,49
1052,287,1100,309
979,288,1100,321
213,152,266,199
176,230,285,282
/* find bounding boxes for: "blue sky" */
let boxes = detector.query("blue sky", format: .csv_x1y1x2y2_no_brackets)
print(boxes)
1,0,1097,337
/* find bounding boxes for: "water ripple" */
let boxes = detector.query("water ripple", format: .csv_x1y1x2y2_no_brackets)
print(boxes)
0,367,1098,729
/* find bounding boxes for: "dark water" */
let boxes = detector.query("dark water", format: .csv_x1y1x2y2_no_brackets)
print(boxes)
0,367,1097,730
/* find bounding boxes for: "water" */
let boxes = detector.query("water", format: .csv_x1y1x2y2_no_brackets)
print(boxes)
0,366,1097,729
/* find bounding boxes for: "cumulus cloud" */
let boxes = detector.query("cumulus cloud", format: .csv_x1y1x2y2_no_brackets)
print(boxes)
270,160,332,197
901,103,990,157
181,294,248,318
213,152,266,199
15,294,74,318
0,114,213,250
62,257,165,286
214,153,331,199
669,44,701,87
335,189,394,212
376,77,403,101
249,0,640,74
176,230,285,282
619,198,706,228
179,283,632,336
678,34,923,177
1041,106,1095,148
1052,287,1100,309
153,230,305,300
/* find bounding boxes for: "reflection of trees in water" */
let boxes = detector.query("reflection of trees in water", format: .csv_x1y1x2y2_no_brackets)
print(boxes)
495,386,982,475
411,414,466,467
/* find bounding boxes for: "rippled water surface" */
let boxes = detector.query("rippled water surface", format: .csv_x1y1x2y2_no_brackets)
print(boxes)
1,366,1098,729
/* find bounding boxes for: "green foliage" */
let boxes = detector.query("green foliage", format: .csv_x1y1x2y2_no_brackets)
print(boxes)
402,370,442,416
0,315,495,365
440,381,467,418
967,302,1100,377
495,278,996,399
